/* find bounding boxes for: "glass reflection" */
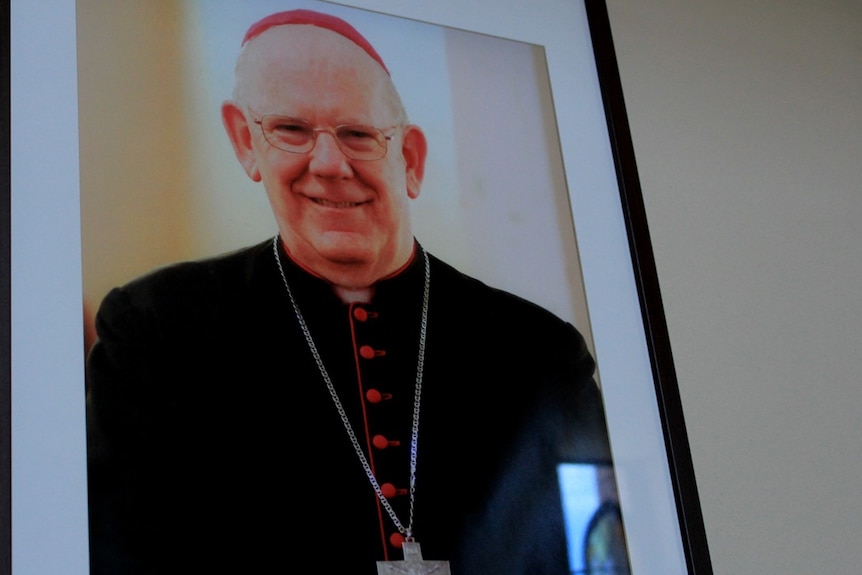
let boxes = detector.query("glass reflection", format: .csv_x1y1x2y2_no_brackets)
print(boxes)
559,464,631,575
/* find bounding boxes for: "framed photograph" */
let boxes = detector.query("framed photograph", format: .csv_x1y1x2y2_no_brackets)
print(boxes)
8,1,712,574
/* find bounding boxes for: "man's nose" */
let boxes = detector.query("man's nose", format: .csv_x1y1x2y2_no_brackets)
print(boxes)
308,132,352,178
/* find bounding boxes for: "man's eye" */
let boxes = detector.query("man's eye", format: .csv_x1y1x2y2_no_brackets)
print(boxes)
271,123,308,134
338,127,377,141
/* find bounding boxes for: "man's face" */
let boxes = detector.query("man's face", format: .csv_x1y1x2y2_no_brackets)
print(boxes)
224,26,426,288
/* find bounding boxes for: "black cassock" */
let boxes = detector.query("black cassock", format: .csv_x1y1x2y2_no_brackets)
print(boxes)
86,238,613,575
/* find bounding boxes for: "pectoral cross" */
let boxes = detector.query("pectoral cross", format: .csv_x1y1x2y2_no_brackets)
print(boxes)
377,541,451,575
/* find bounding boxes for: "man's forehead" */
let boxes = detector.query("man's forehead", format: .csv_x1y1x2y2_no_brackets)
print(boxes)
237,25,397,122
241,9,389,75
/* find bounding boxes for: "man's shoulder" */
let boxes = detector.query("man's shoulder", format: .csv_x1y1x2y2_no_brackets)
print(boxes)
426,252,574,334
101,239,276,317
424,250,596,386
124,239,273,293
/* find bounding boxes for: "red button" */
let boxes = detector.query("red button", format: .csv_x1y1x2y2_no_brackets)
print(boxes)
380,483,408,498
360,345,386,359
353,307,368,322
366,389,392,404
389,532,405,548
373,434,400,449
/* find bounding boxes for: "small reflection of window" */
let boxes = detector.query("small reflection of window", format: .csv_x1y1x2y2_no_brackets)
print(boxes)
583,501,629,574
558,464,631,575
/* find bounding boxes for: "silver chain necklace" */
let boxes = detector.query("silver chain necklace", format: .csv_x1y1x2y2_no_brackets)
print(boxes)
272,236,430,539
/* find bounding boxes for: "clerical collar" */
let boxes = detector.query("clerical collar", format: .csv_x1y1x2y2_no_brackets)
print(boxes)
333,285,374,304
278,238,421,304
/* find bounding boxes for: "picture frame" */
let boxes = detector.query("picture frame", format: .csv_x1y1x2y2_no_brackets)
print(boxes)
6,1,712,574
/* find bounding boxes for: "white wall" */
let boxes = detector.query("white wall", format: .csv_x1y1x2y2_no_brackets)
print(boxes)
605,1,862,573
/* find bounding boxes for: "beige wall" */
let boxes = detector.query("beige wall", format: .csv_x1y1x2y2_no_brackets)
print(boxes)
605,1,862,573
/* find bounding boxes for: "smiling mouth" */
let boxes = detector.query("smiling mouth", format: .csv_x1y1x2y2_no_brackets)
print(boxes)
312,198,367,209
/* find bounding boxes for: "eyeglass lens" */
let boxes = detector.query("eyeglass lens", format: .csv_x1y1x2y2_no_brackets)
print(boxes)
260,116,388,160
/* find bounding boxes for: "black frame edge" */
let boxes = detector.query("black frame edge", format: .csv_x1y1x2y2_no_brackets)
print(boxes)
583,1,713,574
1,0,11,573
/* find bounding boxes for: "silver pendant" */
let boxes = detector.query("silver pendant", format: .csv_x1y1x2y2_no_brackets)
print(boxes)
377,541,451,575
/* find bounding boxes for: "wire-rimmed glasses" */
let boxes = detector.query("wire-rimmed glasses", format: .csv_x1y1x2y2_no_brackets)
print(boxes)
254,115,399,161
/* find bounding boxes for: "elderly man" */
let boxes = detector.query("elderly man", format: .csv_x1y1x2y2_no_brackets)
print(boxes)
86,9,615,575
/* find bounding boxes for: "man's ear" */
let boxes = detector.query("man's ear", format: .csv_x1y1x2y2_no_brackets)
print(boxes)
221,101,262,182
401,125,427,200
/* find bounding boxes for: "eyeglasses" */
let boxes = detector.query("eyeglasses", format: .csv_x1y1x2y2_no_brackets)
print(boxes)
253,115,398,161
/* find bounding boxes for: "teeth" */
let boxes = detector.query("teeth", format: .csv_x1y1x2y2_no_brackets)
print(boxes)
313,198,361,208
